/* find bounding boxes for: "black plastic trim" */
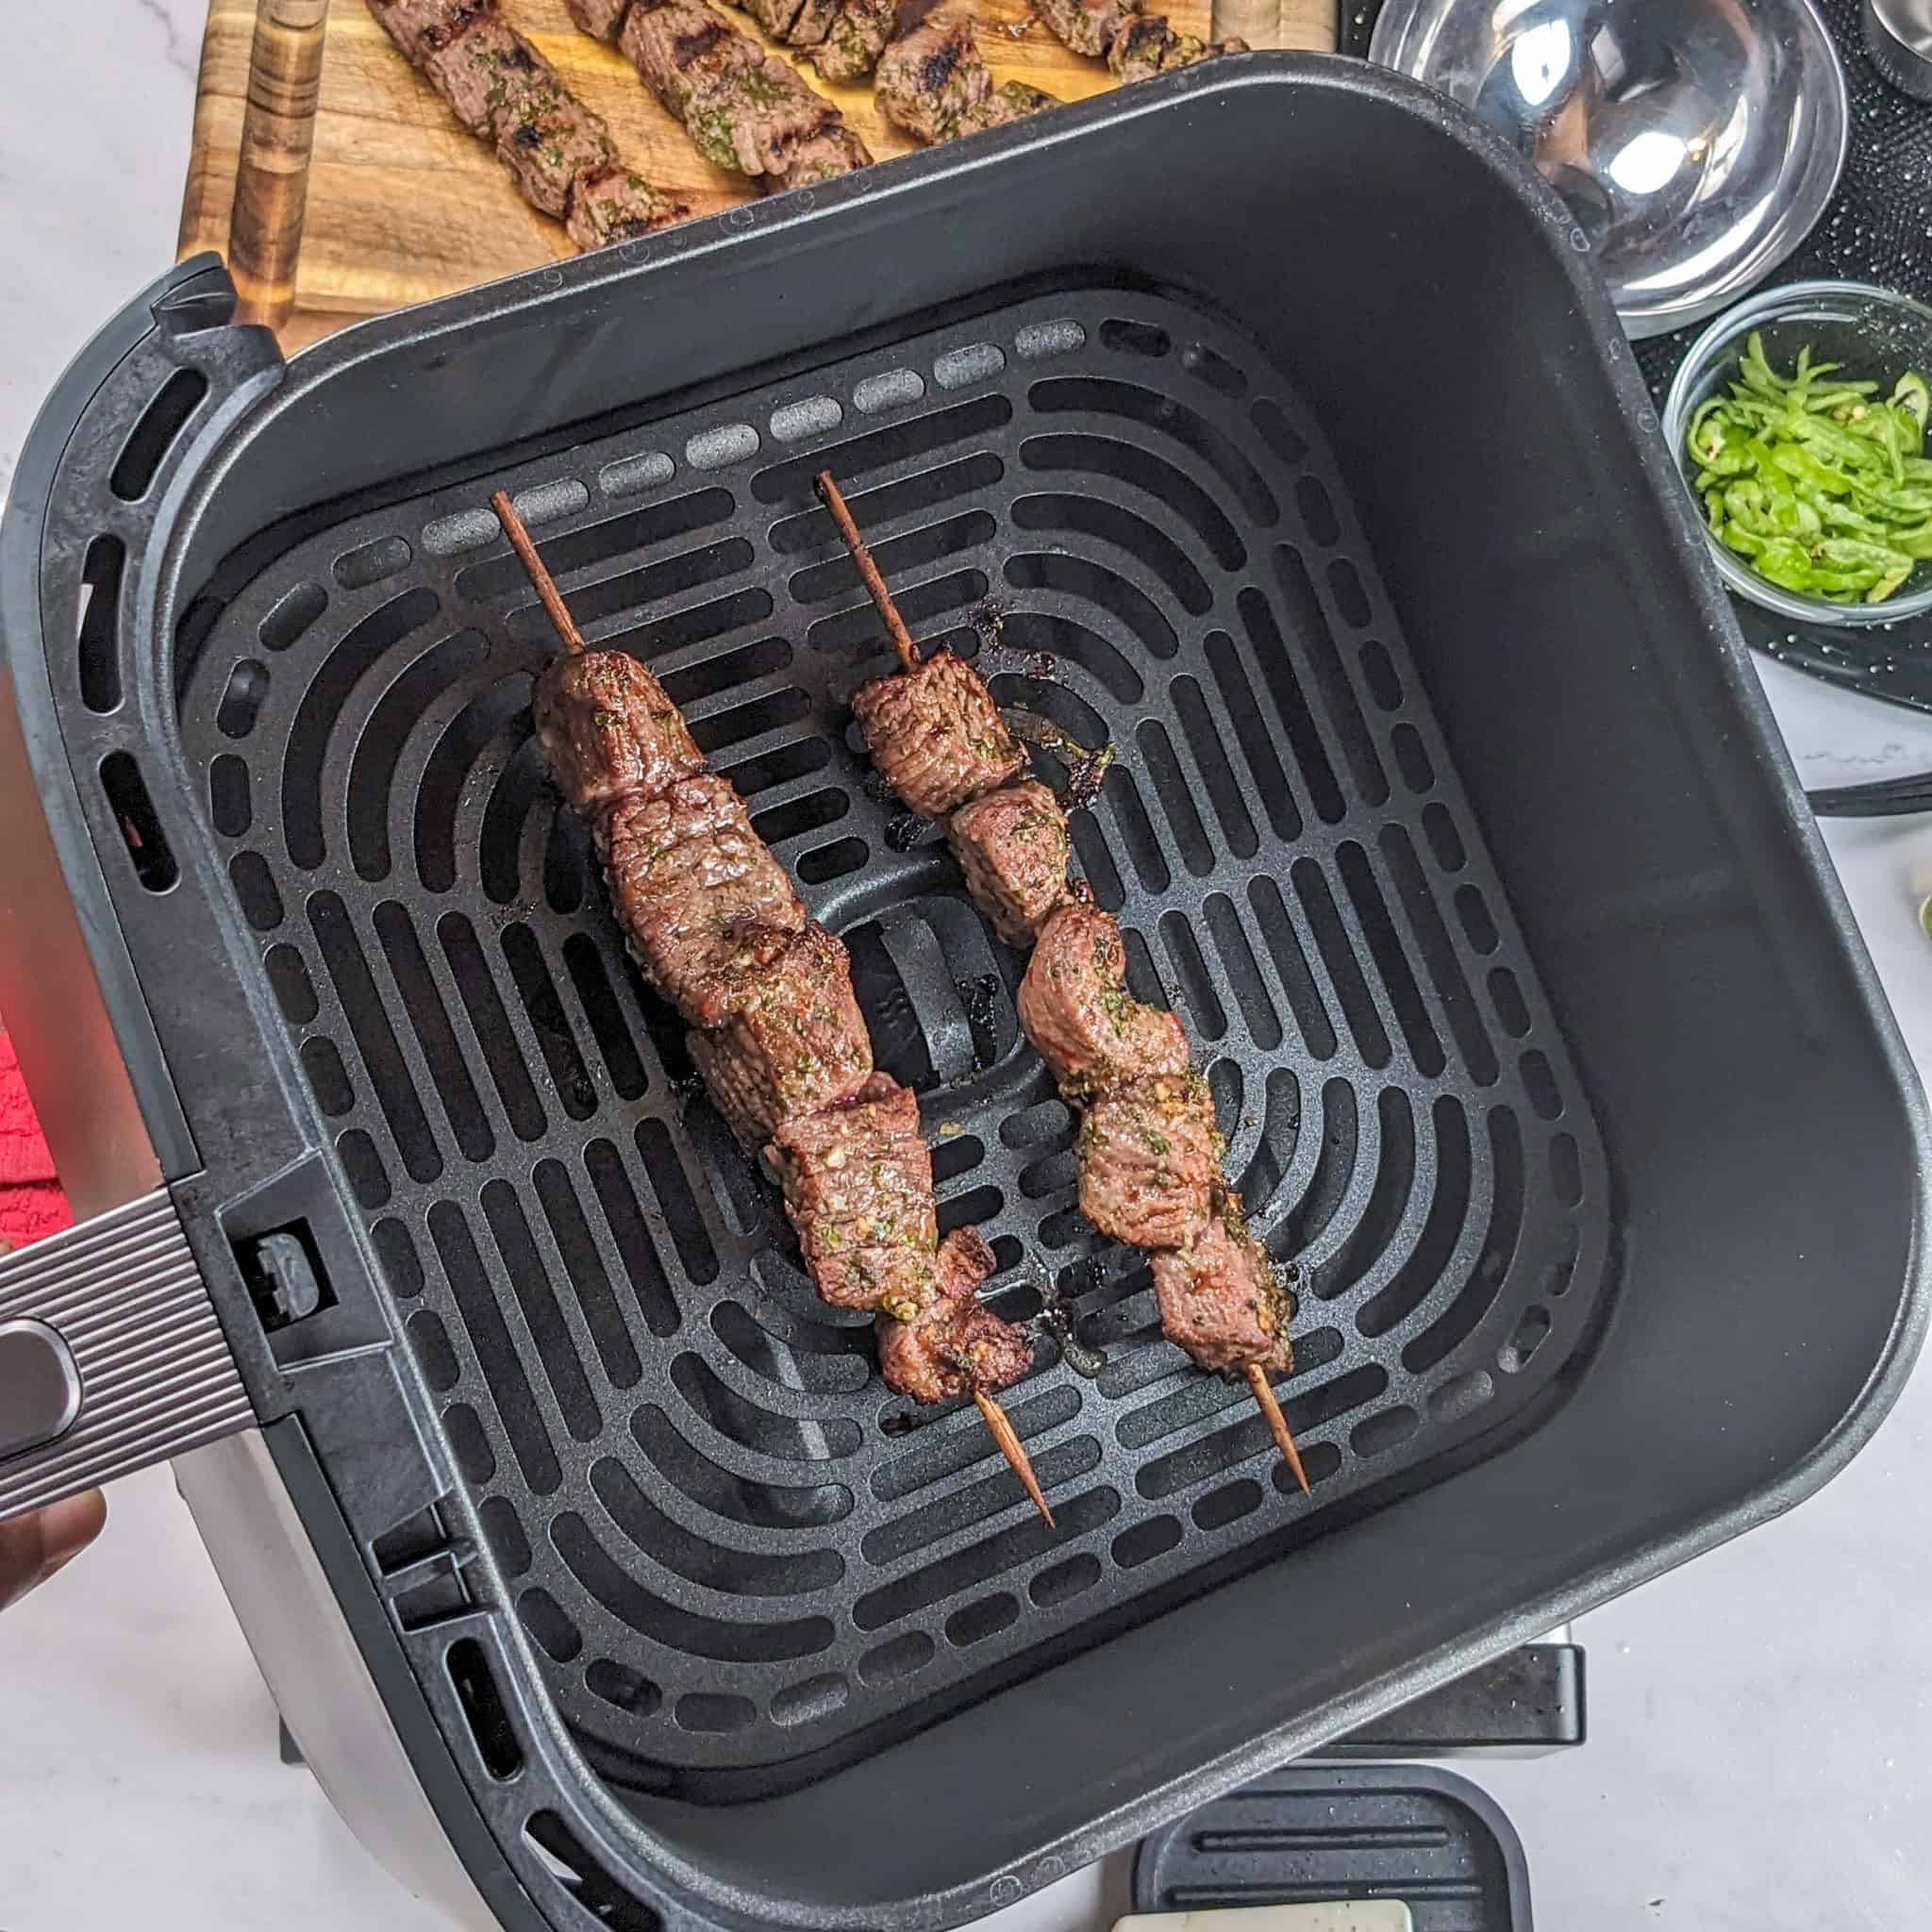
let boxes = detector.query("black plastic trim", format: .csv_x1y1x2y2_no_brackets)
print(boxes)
1133,1763,1534,1928
1322,1644,1585,1757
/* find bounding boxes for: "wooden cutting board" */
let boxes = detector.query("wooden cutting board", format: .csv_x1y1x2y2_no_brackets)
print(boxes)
178,0,1337,351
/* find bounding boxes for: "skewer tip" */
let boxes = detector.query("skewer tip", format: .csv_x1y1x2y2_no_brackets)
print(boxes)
491,489,589,657
813,468,924,676
1247,1363,1310,1496
974,1388,1056,1527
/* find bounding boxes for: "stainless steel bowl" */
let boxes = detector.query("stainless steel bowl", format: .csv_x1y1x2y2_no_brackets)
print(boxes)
1368,0,1849,339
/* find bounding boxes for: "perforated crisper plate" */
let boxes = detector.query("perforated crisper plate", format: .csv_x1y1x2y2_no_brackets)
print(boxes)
177,285,1612,1791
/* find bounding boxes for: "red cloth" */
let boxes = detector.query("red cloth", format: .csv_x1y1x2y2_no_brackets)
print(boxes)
0,1033,74,1247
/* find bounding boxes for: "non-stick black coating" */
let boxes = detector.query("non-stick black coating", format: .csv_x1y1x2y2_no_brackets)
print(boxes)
175,284,1610,1790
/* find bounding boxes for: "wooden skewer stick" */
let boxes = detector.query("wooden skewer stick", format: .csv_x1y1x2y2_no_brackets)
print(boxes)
492,484,1054,1525
814,470,922,675
1248,1364,1309,1496
975,1390,1055,1529
813,467,1312,1498
491,491,587,656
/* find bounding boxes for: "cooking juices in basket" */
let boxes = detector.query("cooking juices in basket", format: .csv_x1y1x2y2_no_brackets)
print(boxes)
6,57,1923,1932
178,286,1611,1785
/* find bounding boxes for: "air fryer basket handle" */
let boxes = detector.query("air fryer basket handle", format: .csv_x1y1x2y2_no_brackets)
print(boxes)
0,1191,251,1521
0,257,287,1525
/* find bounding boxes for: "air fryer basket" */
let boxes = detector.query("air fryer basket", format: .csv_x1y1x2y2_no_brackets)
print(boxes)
2,54,1924,1932
171,275,1613,1790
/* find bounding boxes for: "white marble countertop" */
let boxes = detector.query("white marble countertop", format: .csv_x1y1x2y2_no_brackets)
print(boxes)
3,8,1930,1928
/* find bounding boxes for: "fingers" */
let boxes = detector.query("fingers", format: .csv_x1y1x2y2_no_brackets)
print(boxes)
0,1491,107,1612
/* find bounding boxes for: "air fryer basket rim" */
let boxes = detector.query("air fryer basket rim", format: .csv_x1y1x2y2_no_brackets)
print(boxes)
2,50,1924,1932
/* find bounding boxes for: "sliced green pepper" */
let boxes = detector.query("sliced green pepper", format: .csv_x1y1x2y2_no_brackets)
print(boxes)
1685,331,1932,604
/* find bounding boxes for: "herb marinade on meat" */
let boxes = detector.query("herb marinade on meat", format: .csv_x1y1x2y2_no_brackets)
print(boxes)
567,0,873,192
874,14,1061,147
366,0,685,243
1030,0,1247,77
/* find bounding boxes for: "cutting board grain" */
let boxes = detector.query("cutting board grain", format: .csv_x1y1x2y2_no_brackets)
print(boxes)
179,0,1337,349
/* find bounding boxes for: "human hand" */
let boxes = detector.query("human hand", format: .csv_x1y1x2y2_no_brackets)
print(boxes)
0,1492,105,1611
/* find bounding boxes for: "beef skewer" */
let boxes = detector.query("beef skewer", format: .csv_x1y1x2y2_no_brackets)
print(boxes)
874,13,1059,147
814,471,1308,1493
488,491,1055,1524
1030,0,1246,80
366,0,685,246
565,0,872,192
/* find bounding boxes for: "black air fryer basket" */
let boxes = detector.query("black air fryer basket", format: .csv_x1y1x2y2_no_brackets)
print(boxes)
1,55,1924,1932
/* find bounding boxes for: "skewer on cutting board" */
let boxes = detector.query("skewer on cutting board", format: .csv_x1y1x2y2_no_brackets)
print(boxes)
813,467,1311,1493
488,489,1056,1525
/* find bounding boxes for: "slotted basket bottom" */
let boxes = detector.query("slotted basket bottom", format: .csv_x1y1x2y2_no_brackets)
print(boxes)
177,283,1612,1793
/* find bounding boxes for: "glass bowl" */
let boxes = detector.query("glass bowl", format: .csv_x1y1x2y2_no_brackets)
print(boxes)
1662,280,1932,629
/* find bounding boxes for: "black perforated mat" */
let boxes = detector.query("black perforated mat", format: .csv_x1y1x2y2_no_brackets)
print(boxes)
177,285,1611,1791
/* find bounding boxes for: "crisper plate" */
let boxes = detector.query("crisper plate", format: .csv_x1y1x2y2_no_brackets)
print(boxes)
176,284,1611,1790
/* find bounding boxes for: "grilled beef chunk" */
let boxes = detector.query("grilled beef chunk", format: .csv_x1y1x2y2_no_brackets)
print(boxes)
598,774,804,1024
765,1074,937,1308
764,120,873,191
565,0,633,37
875,20,1056,147
1108,15,1240,79
685,924,873,1148
876,1228,1032,1401
418,15,544,136
496,82,618,217
369,0,497,63
853,650,1026,819
618,0,872,179
1027,0,1243,75
807,0,896,81
744,0,891,79
700,63,838,176
948,778,1068,944
1018,902,1189,1095
772,1087,1034,1399
534,649,704,816
1078,1070,1217,1249
874,14,988,142
1151,1196,1293,1374
949,78,1058,134
567,165,685,246
622,3,759,119
785,0,847,44
1033,0,1130,57
741,0,808,35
